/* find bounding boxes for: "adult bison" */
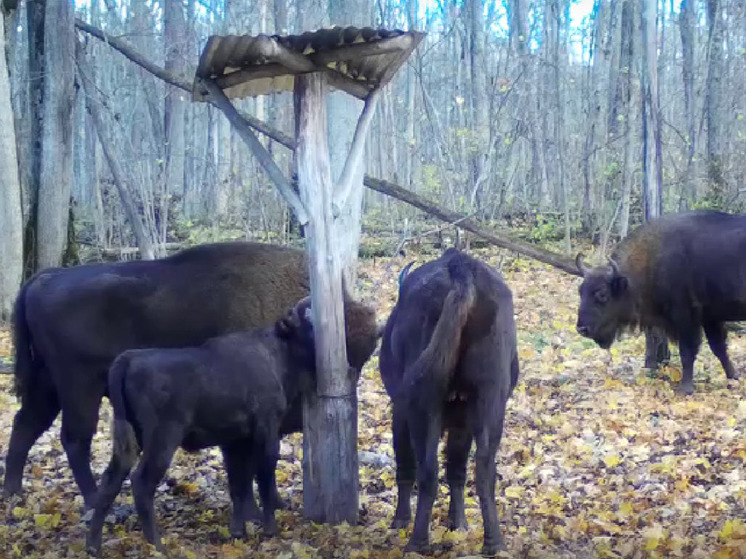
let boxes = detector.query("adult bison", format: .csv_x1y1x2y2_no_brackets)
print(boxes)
4,242,378,508
380,249,519,555
576,211,746,395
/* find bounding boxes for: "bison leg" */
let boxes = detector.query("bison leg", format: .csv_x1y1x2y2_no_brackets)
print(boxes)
676,329,702,396
390,405,415,529
703,321,739,381
445,427,472,531
131,428,180,550
405,407,442,553
473,406,507,557
4,384,60,498
253,430,280,537
644,328,671,369
58,378,106,509
86,454,135,555
221,441,254,539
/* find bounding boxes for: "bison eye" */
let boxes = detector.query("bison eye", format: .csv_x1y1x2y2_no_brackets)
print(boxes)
595,290,609,304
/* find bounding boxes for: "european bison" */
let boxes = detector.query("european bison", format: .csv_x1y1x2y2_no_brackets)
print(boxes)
5,242,378,509
86,298,316,555
379,249,519,555
576,211,746,395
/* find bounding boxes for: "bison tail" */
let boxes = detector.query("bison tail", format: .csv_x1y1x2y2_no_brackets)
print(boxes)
107,353,140,468
11,279,41,402
403,257,476,397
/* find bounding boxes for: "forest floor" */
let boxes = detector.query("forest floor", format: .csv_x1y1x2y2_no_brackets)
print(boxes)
2,247,746,559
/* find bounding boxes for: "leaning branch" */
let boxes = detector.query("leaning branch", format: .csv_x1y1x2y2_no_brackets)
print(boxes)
75,19,581,277
363,177,582,276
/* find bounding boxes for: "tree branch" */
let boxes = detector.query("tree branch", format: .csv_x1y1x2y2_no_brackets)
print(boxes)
200,78,308,225
363,176,582,276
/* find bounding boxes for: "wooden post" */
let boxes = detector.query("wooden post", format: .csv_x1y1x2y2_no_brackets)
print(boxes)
294,72,359,523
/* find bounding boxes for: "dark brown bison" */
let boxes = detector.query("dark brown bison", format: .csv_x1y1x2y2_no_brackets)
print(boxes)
379,249,519,555
86,298,317,555
576,211,746,395
5,242,378,510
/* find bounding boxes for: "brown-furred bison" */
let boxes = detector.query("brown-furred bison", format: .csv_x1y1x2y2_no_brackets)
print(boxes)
379,248,519,555
5,242,378,510
576,211,746,394
86,298,317,555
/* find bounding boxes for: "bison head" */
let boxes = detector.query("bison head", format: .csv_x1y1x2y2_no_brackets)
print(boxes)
276,296,316,371
575,254,632,349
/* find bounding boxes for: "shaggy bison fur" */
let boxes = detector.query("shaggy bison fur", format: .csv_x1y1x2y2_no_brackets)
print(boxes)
5,242,378,508
379,249,519,555
86,298,316,554
576,211,746,394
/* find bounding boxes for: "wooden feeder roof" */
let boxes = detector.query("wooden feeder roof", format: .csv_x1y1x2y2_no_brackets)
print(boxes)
193,26,424,102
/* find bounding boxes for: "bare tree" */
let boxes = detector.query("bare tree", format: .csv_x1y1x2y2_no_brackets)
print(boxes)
0,4,23,319
641,0,663,220
704,0,725,200
36,0,75,269
679,0,696,208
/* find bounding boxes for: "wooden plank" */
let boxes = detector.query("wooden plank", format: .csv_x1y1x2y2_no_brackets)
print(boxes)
333,88,380,215
295,72,358,524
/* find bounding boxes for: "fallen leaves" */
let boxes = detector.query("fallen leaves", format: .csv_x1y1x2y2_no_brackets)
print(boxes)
3,248,746,557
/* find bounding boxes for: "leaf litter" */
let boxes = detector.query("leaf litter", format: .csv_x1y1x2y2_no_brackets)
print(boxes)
2,248,746,558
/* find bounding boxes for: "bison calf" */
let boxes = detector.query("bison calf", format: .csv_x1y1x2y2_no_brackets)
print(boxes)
86,298,316,555
576,211,746,394
380,249,519,555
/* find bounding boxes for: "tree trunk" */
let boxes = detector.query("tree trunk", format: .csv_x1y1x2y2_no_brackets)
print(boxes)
705,0,725,201
0,6,23,320
641,0,662,220
36,0,74,269
161,0,186,249
679,0,696,208
617,0,635,237
295,72,358,525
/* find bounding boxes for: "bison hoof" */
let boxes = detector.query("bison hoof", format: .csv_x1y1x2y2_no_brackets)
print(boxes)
263,518,279,537
481,539,507,557
675,382,694,396
85,535,102,557
404,538,429,554
390,516,410,529
447,516,468,531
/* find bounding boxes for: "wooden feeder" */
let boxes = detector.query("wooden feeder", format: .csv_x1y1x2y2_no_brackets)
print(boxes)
192,26,423,523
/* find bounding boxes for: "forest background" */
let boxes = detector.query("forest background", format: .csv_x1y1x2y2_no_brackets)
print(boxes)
0,0,745,317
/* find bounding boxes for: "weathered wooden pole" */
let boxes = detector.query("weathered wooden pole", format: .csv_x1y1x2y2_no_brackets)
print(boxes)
294,72,359,522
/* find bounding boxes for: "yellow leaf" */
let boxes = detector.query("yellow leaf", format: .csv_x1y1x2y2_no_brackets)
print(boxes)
504,485,524,499
12,507,29,519
33,513,61,529
618,501,633,518
604,453,621,468
643,524,666,551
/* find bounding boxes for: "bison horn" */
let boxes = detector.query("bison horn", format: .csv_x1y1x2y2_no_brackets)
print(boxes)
607,257,621,276
575,253,590,277
398,261,415,289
